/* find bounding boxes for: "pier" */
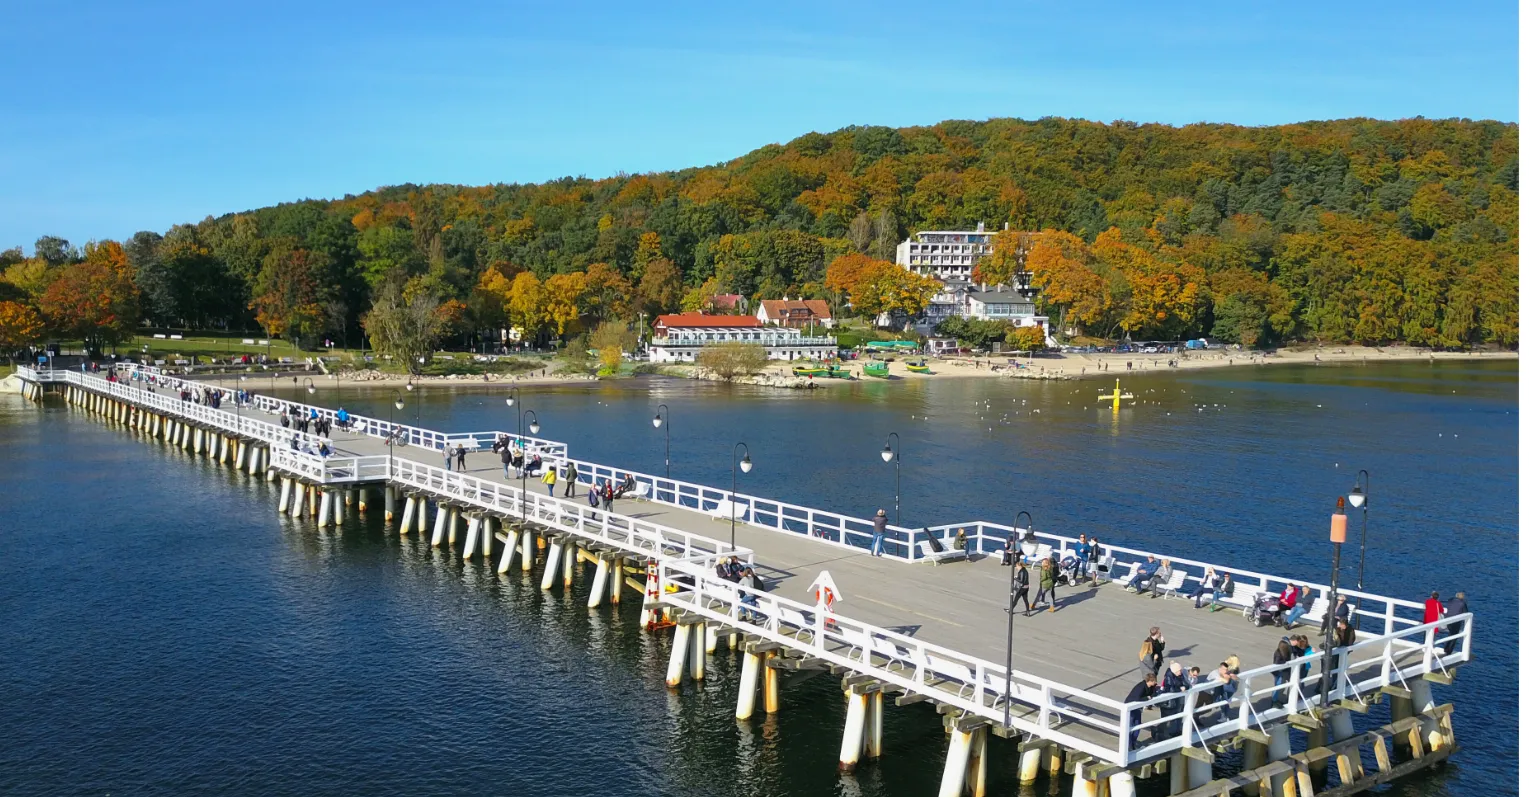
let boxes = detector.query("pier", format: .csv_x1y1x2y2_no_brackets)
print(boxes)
17,364,1472,797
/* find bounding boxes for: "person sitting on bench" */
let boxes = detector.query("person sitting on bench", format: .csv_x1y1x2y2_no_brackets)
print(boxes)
1146,559,1175,597
1126,556,1160,592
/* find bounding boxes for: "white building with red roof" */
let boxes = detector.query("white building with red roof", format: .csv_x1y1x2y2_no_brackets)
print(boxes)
648,313,837,363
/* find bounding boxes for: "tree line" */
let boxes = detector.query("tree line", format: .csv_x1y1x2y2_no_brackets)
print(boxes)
0,116,1517,361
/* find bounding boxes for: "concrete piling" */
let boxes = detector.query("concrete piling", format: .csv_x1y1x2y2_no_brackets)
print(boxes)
463,516,481,561
838,691,869,772
588,557,610,608
431,506,448,547
541,542,562,590
401,496,417,535
687,622,705,681
736,652,761,719
385,487,397,523
519,529,535,572
496,522,518,574
665,624,691,688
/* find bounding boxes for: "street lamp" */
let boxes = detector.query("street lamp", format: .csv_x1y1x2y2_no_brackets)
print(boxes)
1320,499,1347,707
1347,470,1370,629
304,378,316,397
1003,509,1034,732
405,377,418,422
880,432,901,526
388,390,404,476
731,443,752,550
653,404,670,480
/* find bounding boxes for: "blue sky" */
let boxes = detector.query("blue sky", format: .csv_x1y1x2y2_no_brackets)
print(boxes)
0,0,1517,250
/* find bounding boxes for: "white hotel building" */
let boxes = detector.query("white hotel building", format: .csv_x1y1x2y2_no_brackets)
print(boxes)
895,221,1003,282
647,314,837,363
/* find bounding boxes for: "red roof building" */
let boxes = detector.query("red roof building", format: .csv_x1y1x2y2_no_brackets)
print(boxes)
756,299,834,329
652,313,762,334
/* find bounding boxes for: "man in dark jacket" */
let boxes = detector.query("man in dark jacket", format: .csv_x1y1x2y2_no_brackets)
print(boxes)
1158,662,1189,739
1125,672,1158,749
1009,563,1032,617
1443,592,1468,655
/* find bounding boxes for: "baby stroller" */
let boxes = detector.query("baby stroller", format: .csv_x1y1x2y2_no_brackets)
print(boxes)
1247,593,1283,627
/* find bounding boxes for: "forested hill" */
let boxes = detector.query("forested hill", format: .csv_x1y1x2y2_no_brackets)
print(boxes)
0,116,1518,350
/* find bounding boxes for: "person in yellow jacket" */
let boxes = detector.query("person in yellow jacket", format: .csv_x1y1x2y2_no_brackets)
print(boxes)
541,462,558,496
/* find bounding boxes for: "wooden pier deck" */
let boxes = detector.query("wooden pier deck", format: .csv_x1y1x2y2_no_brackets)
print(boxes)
333,426,1285,701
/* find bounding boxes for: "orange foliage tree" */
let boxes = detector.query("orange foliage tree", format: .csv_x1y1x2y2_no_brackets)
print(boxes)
0,300,45,360
37,240,140,351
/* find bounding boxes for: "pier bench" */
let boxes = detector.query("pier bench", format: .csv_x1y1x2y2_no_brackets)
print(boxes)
916,540,967,563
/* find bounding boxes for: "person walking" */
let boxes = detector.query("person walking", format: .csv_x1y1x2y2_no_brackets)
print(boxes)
441,444,452,470
601,480,614,512
1037,558,1058,612
500,443,513,478
1009,562,1032,617
455,444,467,472
870,509,887,557
541,463,558,496
563,460,578,498
1086,535,1103,586
1139,627,1166,677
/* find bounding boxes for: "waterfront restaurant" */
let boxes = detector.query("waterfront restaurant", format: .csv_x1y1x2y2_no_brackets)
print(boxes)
648,313,838,363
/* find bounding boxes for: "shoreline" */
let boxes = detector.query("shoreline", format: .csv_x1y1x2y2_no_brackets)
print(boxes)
184,346,1515,392
833,346,1518,383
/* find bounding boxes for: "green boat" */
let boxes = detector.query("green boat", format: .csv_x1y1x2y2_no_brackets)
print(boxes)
863,360,890,378
905,360,931,374
792,364,831,377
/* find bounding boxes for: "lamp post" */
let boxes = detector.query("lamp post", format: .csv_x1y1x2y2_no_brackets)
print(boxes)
1003,509,1034,732
1347,470,1370,628
405,377,418,423
653,404,670,480
506,388,538,527
880,432,901,526
731,443,752,550
388,390,404,477
1320,499,1347,707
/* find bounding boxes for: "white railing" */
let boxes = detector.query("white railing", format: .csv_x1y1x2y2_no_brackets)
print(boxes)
1122,613,1473,764
384,457,754,566
657,558,1129,763
106,365,569,460
566,459,920,560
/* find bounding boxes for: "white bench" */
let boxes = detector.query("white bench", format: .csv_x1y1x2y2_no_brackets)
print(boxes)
708,498,747,521
917,540,966,563
1154,570,1189,598
925,655,976,699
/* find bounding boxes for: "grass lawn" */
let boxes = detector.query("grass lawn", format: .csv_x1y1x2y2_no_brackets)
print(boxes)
125,332,365,363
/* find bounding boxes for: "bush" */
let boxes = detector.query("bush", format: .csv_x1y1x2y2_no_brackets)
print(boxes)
696,342,767,381
1005,326,1046,352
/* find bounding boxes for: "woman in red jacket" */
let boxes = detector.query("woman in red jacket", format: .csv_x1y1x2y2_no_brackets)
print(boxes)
1424,591,1445,625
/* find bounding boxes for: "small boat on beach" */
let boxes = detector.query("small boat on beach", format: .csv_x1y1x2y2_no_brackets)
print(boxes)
905,360,931,374
863,360,890,378
792,364,831,377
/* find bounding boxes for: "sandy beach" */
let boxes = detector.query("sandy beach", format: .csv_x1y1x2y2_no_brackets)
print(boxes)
756,345,1516,385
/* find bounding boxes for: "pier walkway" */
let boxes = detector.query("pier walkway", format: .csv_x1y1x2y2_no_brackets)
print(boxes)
19,364,1472,797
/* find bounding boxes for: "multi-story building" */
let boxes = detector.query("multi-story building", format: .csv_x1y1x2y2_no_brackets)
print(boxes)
755,299,834,329
648,314,837,364
896,221,1007,282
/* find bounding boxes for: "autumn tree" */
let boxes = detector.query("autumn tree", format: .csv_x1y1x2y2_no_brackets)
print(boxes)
1004,325,1047,352
506,271,548,343
974,229,1030,286
37,240,140,351
589,320,638,373
362,287,448,375
636,257,682,318
843,260,942,322
250,242,327,346
544,272,587,336
0,301,45,361
583,262,633,323
696,341,767,380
